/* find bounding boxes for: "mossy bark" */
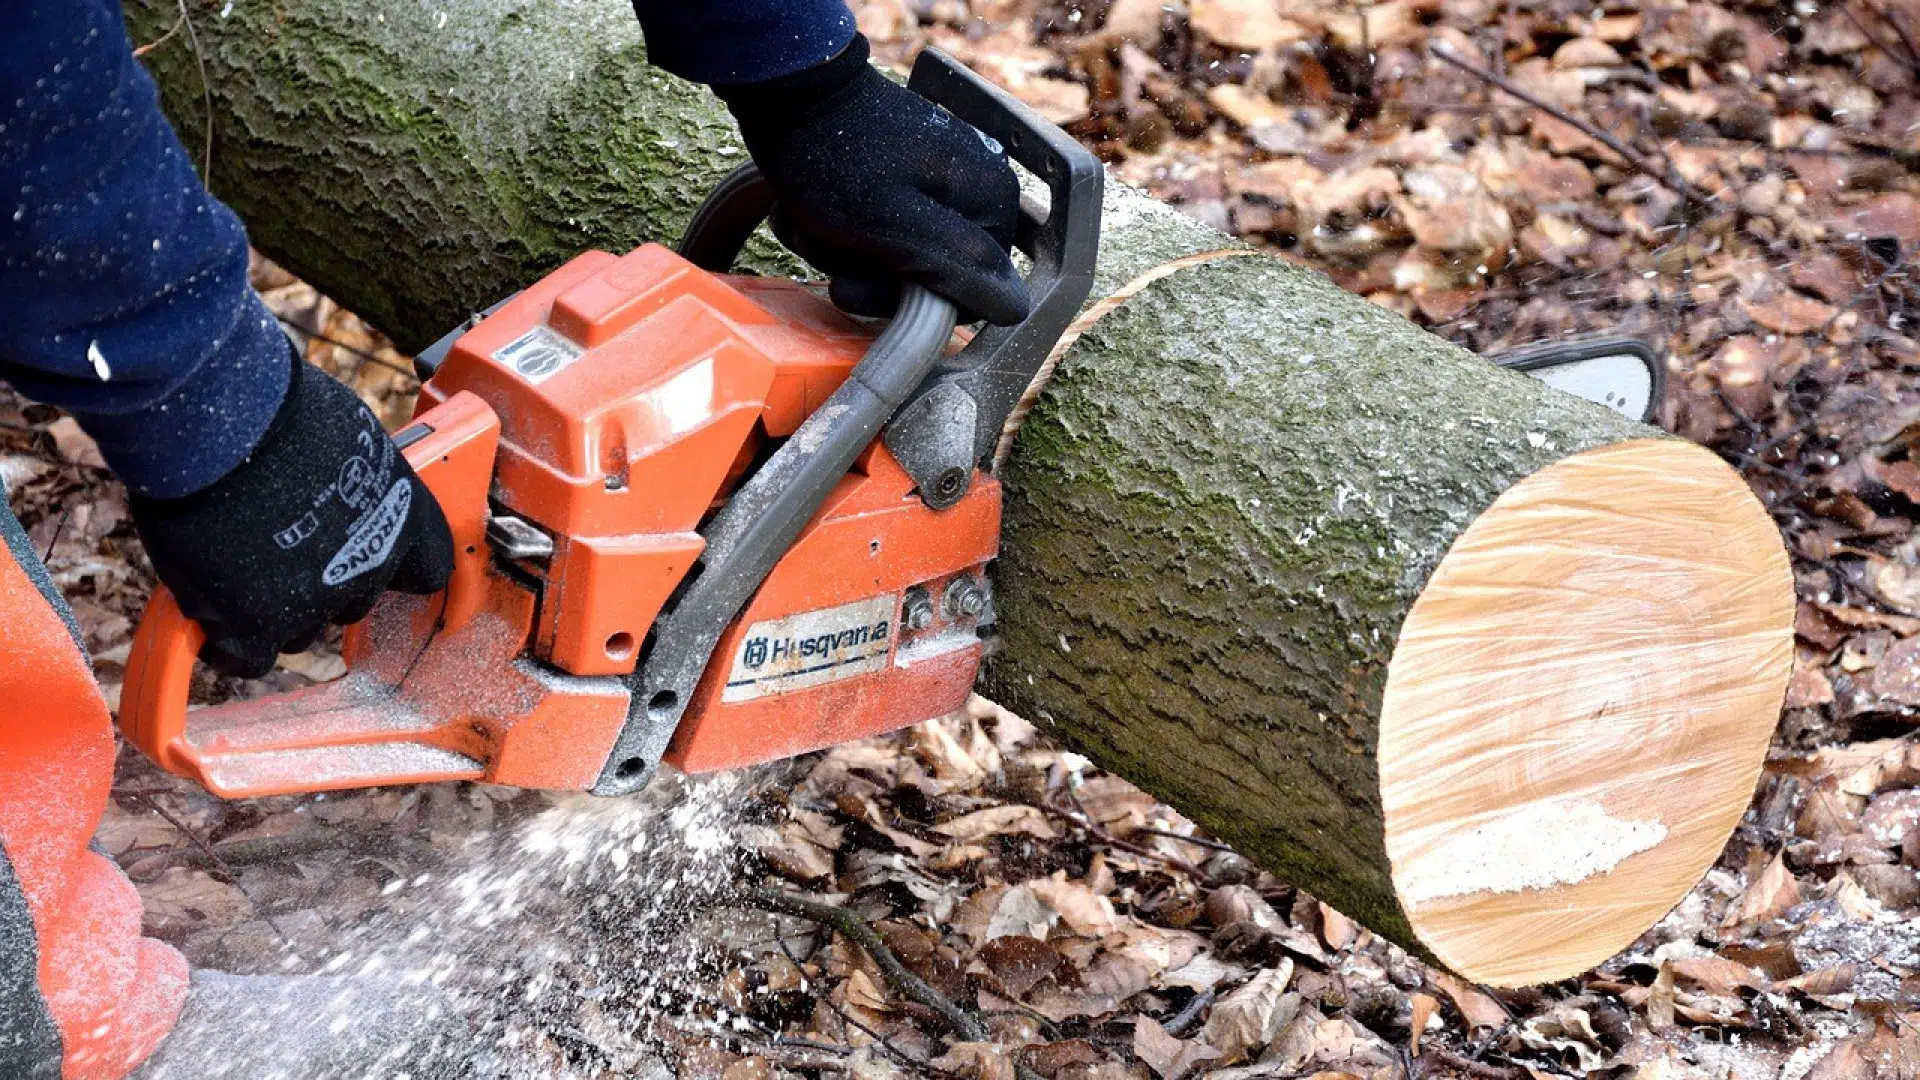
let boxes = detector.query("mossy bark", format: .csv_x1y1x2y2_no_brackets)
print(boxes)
125,0,1661,964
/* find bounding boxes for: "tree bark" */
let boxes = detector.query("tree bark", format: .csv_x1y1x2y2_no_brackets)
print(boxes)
123,0,1793,985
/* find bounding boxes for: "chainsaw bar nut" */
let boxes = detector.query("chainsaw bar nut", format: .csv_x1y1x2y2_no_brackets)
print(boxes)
903,588,936,631
943,576,987,620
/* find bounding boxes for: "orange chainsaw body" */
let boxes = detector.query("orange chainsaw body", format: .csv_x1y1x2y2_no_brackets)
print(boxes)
120,243,1000,797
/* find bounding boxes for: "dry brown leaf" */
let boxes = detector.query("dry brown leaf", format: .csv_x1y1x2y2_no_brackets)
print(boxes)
140,867,250,934
1408,993,1439,1055
1722,852,1800,930
1028,872,1120,937
1317,903,1357,951
1200,960,1297,1062
1081,925,1207,998
1188,0,1313,51
1787,657,1836,709
1864,790,1920,847
1779,963,1860,996
1100,0,1167,46
955,883,1011,946
930,1042,1018,1080
936,805,1060,842
720,1056,773,1080
45,417,105,469
1516,1006,1609,1072
986,884,1060,941
1630,1050,1711,1080
1134,1016,1222,1080
742,823,835,883
1430,972,1508,1029
1874,638,1920,706
1803,1036,1871,1080
1554,37,1624,68
1647,962,1677,1030
1207,84,1287,130
980,935,1063,999
1206,885,1284,931
842,967,890,1013
1670,954,1766,995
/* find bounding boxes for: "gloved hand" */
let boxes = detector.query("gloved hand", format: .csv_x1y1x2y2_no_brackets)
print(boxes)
129,351,453,678
716,34,1029,326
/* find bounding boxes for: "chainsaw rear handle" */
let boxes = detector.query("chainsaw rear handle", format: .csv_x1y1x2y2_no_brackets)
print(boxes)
120,391,504,786
677,48,1104,510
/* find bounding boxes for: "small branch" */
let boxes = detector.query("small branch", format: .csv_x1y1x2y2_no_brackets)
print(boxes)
775,931,941,1074
1423,1048,1527,1080
132,13,187,57
1043,797,1215,883
1131,825,1239,855
1846,1,1920,73
132,793,288,944
275,317,422,384
1429,44,1710,206
1163,988,1216,1037
1877,0,1920,68
172,0,215,184
728,886,988,1042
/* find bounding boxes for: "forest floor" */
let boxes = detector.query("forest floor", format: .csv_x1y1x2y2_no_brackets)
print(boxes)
16,0,1920,1076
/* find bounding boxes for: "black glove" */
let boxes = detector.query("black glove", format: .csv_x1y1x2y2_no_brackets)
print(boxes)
129,352,453,677
716,35,1030,326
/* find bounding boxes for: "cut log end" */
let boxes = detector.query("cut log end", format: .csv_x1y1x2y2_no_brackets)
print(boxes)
1378,439,1794,986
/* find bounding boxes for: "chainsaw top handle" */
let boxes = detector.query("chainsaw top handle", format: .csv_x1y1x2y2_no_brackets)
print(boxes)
679,47,1104,510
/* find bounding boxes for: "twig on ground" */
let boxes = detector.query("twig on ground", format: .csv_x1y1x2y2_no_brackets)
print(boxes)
1044,796,1215,884
275,317,422,384
1424,1048,1528,1080
773,924,947,1074
172,0,214,184
1131,825,1239,855
1163,988,1216,1037
1429,44,1710,206
132,793,289,944
1846,0,1920,73
730,886,987,1041
132,13,187,57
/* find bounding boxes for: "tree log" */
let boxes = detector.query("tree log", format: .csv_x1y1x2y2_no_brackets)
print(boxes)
124,0,1793,985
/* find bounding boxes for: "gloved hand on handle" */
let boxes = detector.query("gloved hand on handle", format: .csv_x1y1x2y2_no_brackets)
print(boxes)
128,350,454,678
715,34,1030,326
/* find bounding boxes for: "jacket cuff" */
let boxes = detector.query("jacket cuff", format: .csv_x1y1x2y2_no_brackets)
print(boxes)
714,34,871,126
635,0,857,86
74,294,293,500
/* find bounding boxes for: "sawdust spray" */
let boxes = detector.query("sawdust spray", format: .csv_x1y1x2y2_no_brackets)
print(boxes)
233,770,756,1078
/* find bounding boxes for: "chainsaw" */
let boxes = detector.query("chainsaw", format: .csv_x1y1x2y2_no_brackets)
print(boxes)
116,50,1665,801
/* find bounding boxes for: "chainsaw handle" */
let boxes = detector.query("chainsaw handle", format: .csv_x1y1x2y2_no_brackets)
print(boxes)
678,49,1103,511
120,392,504,776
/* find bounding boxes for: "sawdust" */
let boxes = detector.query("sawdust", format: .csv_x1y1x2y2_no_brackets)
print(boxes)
1397,797,1668,903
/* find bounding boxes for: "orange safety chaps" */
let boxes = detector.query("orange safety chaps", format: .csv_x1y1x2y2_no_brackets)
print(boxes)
0,500,186,1079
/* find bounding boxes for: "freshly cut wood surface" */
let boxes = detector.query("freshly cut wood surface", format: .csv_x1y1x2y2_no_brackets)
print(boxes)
1380,439,1794,985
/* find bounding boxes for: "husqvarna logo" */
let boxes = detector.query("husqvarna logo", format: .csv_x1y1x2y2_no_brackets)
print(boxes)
323,479,411,586
744,637,770,668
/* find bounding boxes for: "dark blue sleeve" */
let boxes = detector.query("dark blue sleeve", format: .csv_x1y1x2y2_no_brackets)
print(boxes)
631,0,857,85
0,0,290,499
